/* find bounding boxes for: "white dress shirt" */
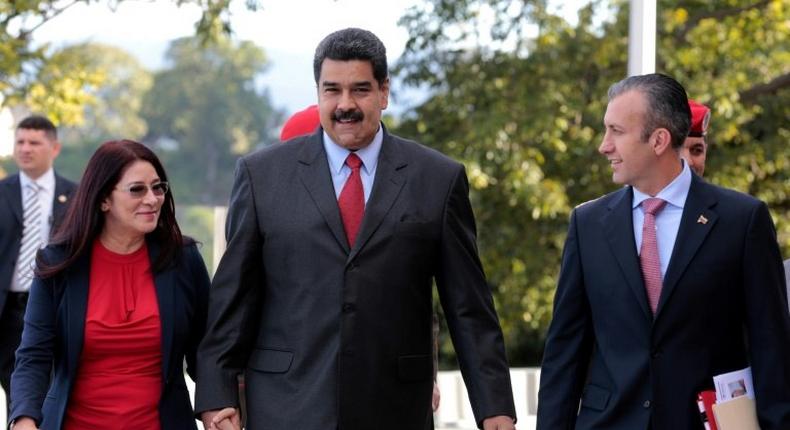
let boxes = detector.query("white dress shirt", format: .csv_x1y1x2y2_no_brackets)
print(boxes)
632,160,692,279
11,168,56,292
322,126,383,204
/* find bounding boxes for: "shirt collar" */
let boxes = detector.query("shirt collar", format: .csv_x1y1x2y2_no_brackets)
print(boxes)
19,168,55,193
322,125,383,175
632,158,692,210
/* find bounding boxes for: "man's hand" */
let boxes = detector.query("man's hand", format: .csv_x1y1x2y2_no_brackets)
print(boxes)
201,408,241,430
482,415,516,430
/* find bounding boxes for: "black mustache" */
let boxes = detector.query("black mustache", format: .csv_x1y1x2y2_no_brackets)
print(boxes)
332,110,364,122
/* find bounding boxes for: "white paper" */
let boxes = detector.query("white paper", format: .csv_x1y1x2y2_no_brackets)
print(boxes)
713,366,755,403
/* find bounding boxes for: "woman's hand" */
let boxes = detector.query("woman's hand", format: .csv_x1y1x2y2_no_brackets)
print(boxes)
11,417,39,430
201,407,240,430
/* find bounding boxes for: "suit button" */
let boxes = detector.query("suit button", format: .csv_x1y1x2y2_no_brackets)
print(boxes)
342,303,355,313
643,400,651,408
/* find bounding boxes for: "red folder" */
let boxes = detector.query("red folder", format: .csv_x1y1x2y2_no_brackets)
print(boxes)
697,390,718,430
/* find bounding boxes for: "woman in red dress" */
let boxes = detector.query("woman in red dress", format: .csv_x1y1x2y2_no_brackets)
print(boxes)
10,140,210,429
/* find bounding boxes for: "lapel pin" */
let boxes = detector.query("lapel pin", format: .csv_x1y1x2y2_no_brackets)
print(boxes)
58,194,68,203
697,214,708,225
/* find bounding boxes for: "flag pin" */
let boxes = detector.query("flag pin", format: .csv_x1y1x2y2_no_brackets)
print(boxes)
697,215,708,225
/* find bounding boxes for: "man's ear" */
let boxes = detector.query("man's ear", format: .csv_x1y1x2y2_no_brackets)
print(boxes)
379,77,390,110
651,128,673,156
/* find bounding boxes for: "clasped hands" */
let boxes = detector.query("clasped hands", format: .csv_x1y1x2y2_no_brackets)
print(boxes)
201,409,514,430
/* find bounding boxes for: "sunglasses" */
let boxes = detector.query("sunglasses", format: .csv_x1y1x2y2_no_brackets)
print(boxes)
117,182,169,198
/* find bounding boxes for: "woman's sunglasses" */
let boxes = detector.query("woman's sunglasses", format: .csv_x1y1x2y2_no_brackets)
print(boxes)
117,182,169,198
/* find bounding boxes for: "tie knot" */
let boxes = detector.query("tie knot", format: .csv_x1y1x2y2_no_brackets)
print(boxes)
345,153,362,169
642,198,666,216
26,182,41,196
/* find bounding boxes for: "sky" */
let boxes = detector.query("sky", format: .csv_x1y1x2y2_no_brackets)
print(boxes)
32,0,424,115
0,0,589,155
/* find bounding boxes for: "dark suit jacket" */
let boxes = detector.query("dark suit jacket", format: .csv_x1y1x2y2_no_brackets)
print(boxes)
0,172,76,316
537,175,790,430
195,128,515,429
9,240,210,429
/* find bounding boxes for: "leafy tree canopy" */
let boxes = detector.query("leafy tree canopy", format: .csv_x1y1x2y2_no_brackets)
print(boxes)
141,35,283,205
0,0,261,124
394,0,789,366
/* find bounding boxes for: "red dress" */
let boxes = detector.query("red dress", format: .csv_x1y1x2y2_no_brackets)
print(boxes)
64,240,162,430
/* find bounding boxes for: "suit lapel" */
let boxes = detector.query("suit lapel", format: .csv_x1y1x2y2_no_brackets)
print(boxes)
656,176,717,318
65,252,91,380
149,241,175,381
52,174,73,222
348,133,406,262
4,174,23,226
603,187,652,320
297,131,350,253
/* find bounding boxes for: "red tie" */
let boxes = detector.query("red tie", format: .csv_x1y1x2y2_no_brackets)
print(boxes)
640,197,667,315
338,153,365,247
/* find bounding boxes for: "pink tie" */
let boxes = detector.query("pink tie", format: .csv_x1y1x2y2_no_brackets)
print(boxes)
338,153,364,247
640,198,667,315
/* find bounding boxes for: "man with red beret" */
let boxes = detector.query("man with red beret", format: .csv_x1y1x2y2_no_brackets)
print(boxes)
280,105,320,141
682,100,710,176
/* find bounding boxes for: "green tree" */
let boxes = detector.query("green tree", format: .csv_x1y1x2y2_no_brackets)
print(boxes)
140,35,283,205
52,43,153,181
0,42,152,180
0,0,260,124
395,0,789,366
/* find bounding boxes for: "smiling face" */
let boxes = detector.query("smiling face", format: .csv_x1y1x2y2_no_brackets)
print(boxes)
599,90,661,192
101,160,164,242
317,59,389,150
681,136,707,176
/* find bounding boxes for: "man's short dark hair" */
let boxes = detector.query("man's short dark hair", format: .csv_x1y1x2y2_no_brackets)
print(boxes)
608,73,691,149
17,115,58,141
313,28,388,86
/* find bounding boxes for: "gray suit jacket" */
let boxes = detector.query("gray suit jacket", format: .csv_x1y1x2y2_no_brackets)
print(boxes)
0,172,76,317
195,128,515,429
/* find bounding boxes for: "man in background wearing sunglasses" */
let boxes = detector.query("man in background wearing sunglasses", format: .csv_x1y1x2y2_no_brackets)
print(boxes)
0,115,77,414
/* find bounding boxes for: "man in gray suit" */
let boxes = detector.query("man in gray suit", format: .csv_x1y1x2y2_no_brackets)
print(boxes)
196,28,516,430
0,115,76,412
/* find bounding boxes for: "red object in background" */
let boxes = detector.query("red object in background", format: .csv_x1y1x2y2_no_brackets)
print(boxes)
697,390,718,430
280,104,320,141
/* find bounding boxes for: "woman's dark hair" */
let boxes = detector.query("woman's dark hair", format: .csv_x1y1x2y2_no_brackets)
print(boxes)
37,139,185,278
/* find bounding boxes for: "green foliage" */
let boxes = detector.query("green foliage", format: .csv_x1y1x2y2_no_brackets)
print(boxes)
46,43,153,182
140,35,283,205
395,0,789,367
176,204,217,273
0,0,259,125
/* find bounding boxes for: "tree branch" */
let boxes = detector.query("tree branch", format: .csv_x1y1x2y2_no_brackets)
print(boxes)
674,1,771,43
739,72,790,104
16,0,81,40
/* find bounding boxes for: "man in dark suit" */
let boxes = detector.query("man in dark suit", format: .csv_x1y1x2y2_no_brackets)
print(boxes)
196,28,516,430
0,115,76,411
784,259,790,311
537,74,790,429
